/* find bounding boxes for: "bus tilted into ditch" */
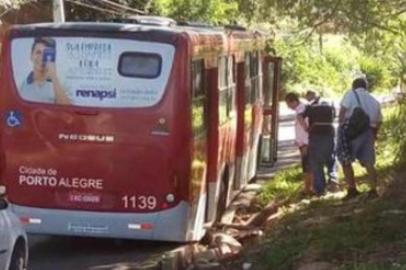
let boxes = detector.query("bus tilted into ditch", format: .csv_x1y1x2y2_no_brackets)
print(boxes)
0,18,282,242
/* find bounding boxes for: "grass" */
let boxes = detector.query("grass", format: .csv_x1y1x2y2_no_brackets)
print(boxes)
246,105,406,270
258,165,302,206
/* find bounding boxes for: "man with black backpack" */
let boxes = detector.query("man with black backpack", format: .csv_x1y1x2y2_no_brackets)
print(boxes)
338,78,382,200
299,94,336,195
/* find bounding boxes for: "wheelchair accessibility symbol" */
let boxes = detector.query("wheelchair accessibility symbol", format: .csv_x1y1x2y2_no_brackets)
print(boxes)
5,111,22,128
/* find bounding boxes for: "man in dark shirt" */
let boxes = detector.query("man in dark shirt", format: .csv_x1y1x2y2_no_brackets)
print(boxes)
306,90,339,188
299,98,335,195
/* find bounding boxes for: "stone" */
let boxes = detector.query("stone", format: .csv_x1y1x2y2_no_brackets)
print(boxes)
243,184,263,192
194,248,219,264
161,252,180,270
213,233,242,253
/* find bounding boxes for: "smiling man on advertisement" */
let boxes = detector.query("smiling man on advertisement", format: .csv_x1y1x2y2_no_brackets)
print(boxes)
20,37,71,105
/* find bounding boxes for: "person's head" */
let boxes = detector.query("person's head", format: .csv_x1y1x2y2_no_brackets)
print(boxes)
30,37,55,73
305,90,318,102
285,92,300,110
352,77,368,90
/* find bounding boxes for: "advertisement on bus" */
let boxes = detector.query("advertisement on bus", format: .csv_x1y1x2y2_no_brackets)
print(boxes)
11,37,175,108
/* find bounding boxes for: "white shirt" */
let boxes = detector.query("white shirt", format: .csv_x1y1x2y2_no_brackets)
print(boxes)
294,103,309,146
340,87,382,127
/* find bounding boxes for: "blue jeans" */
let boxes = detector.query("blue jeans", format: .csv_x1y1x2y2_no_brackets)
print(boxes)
327,149,339,184
309,134,335,194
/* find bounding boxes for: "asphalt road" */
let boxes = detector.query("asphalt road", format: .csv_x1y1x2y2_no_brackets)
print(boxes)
27,119,296,270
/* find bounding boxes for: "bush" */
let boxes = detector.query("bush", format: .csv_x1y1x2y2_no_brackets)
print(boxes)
358,55,397,93
274,35,358,98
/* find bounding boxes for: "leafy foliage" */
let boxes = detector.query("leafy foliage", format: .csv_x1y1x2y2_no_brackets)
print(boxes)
153,0,238,25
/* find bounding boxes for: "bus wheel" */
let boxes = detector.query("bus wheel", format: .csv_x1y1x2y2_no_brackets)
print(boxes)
216,169,229,222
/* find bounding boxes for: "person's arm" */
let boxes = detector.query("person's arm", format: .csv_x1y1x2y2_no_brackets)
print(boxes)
297,114,309,132
297,105,309,131
339,106,347,126
339,91,352,126
47,62,70,105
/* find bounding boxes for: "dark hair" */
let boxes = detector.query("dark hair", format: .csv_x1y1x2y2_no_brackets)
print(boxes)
285,92,299,102
31,37,56,53
306,90,317,97
352,78,367,90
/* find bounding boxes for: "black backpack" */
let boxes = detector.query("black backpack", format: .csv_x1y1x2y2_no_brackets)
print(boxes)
345,90,370,140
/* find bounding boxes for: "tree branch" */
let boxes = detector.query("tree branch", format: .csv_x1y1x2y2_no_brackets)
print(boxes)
297,0,342,44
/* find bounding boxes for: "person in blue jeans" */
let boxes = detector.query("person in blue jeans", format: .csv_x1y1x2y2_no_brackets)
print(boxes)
298,98,336,195
306,91,339,188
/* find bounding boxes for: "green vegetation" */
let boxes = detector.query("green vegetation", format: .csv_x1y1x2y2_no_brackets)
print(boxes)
248,105,406,269
258,165,302,205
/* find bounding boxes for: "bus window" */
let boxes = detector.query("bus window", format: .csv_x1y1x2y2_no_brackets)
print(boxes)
219,56,228,124
227,56,236,114
250,52,260,103
192,59,207,135
118,52,162,79
244,52,252,106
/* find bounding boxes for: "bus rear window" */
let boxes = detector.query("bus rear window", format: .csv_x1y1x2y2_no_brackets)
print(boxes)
118,53,162,79
11,36,175,108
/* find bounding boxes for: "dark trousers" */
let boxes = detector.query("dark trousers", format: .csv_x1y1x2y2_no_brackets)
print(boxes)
309,134,335,194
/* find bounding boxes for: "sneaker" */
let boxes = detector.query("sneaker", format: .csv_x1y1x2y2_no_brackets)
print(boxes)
343,188,360,201
367,189,379,200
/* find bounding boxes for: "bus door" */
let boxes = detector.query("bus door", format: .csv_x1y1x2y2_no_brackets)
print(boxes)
259,56,282,166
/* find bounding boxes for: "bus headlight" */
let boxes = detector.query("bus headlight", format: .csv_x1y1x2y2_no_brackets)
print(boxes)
166,193,175,203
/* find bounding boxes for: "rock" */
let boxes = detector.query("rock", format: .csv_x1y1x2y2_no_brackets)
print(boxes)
245,201,280,227
235,229,264,243
297,262,337,270
213,233,242,253
243,184,263,192
161,252,180,270
221,204,238,224
194,248,219,264
218,244,232,256
242,262,252,269
170,245,201,269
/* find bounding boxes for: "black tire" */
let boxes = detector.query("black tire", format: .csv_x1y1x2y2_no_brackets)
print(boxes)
9,241,26,270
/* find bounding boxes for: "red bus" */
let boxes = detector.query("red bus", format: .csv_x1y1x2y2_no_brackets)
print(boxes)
0,19,281,242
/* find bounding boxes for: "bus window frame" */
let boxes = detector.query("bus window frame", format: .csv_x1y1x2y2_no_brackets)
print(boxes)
218,55,236,124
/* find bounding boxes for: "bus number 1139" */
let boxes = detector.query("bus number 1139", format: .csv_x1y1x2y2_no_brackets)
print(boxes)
121,195,157,210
